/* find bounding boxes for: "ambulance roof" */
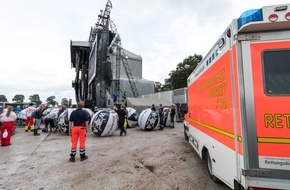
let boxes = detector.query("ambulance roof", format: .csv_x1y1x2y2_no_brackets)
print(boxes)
238,4,290,33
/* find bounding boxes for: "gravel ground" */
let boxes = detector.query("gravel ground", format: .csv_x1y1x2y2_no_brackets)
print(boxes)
0,123,230,190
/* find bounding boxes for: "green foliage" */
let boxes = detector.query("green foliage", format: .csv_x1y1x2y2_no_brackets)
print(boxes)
154,81,162,93
162,54,202,91
61,98,69,106
0,95,8,102
46,96,57,106
12,94,25,103
29,94,42,106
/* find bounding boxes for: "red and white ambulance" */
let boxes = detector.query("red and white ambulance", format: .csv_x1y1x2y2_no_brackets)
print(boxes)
184,4,290,190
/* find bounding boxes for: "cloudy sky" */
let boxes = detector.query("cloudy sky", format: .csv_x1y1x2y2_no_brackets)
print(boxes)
0,0,287,104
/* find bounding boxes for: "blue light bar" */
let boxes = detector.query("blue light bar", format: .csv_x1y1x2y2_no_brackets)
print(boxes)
238,9,263,29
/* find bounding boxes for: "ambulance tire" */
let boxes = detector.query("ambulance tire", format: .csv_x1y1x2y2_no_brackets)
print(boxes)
205,151,221,183
234,180,245,190
184,126,189,141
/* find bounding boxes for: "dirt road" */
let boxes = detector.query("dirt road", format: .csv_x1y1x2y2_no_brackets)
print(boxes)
0,123,230,190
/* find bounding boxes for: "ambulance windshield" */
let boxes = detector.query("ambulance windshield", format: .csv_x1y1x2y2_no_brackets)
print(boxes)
263,49,290,95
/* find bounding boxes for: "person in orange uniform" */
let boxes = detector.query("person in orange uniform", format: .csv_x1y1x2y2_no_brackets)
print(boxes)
25,103,36,132
68,101,89,162
0,106,17,146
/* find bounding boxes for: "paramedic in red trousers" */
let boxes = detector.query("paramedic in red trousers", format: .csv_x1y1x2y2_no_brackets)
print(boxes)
68,101,89,162
0,106,17,146
25,103,36,132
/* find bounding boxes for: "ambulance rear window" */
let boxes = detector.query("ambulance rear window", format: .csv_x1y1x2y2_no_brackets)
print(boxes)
263,50,290,95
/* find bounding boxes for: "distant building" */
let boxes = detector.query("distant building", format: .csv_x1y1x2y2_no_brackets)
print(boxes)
109,48,154,97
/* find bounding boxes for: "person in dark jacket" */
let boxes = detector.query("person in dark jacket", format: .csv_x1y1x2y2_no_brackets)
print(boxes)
57,105,66,118
116,105,127,136
170,105,176,128
68,101,89,162
43,117,56,133
33,104,46,136
151,104,156,111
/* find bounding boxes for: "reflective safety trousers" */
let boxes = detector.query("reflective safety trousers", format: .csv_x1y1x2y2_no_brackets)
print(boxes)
25,117,34,126
71,127,86,150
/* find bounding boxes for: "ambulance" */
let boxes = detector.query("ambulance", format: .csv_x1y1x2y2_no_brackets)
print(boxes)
183,4,290,190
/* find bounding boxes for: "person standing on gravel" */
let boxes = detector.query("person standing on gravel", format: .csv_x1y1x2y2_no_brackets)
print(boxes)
25,103,36,132
116,105,127,136
158,104,164,131
170,105,176,128
33,104,46,136
68,101,89,162
0,106,17,146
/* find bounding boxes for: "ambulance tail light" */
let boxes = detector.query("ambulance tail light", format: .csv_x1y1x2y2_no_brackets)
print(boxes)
238,9,263,29
268,14,278,22
285,12,290,20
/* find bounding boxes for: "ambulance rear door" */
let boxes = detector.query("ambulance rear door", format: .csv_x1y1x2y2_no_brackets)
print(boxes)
239,30,290,186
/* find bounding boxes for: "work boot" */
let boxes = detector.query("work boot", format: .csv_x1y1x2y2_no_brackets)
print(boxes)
80,148,88,161
80,155,88,162
33,129,40,136
70,150,76,162
69,156,75,162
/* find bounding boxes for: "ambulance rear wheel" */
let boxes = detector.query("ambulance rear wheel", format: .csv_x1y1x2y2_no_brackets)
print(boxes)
205,151,221,183
184,126,189,141
234,180,245,190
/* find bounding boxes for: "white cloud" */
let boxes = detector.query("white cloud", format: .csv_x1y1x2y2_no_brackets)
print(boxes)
0,0,288,103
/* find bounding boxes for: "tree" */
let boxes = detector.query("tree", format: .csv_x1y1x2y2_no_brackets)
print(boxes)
12,94,25,103
163,54,202,90
29,94,42,106
61,98,69,106
46,96,57,107
154,81,162,93
0,95,8,102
